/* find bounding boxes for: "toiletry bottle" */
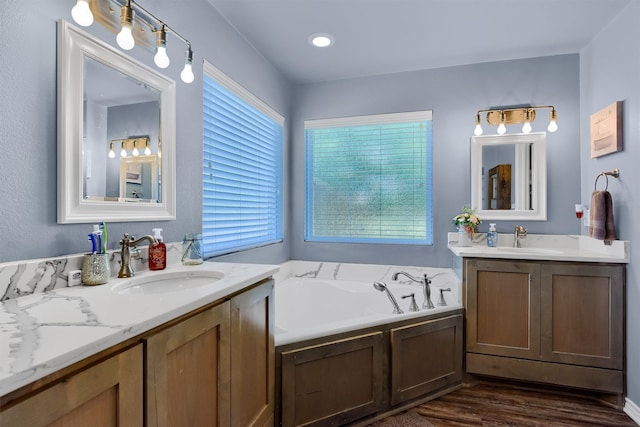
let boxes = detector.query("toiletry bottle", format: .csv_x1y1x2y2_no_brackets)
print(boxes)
487,223,498,247
149,228,167,270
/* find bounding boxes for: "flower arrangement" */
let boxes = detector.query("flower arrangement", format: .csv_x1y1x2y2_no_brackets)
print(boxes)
452,206,481,234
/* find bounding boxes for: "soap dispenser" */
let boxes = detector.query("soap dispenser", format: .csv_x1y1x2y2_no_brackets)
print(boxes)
487,223,498,247
149,228,167,270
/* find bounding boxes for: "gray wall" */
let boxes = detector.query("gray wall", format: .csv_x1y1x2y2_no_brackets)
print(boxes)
580,1,640,406
290,55,582,267
0,0,291,264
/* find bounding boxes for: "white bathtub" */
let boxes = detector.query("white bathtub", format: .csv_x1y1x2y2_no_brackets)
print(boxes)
274,261,462,346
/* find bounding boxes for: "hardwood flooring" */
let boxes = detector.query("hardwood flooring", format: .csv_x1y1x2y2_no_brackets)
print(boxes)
367,383,637,427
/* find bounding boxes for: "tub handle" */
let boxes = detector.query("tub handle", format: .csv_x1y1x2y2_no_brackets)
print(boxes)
438,288,452,306
402,293,420,312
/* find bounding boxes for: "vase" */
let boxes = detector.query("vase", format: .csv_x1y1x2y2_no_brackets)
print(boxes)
457,228,472,247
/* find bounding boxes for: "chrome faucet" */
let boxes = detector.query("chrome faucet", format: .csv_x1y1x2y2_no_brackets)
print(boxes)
392,271,435,309
514,225,527,248
118,233,158,278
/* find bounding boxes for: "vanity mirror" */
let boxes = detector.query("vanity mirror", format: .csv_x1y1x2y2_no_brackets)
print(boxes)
470,133,547,221
57,20,176,223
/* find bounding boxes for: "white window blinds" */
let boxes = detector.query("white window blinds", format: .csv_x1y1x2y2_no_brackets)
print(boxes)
203,62,284,257
305,111,433,245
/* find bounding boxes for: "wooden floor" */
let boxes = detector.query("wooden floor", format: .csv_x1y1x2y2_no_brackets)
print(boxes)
367,383,637,427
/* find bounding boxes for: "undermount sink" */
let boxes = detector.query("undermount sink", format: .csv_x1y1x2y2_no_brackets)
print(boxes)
111,270,224,295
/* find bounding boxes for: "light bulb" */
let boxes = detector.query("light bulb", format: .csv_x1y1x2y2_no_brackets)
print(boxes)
497,123,506,135
120,145,128,157
144,145,151,156
474,124,483,136
108,143,116,159
522,121,532,133
117,26,135,50
181,47,194,83
71,0,94,27
548,109,558,132
132,146,140,156
181,63,194,83
154,46,170,68
116,3,135,50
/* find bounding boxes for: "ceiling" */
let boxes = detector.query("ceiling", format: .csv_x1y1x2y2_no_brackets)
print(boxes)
207,0,631,84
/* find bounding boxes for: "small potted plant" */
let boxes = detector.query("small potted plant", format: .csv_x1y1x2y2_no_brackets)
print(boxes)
452,206,481,246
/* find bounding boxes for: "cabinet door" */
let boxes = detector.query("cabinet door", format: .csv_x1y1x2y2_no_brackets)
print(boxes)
466,259,541,359
540,263,624,369
145,302,231,427
390,314,463,405
280,332,384,427
230,280,274,427
1,344,143,427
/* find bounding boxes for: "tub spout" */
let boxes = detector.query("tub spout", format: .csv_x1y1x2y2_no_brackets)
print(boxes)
373,281,404,314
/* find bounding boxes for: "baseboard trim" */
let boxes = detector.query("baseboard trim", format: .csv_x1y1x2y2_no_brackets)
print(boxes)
625,397,640,425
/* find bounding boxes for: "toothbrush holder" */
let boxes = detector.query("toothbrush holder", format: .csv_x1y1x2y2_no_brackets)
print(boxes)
81,253,111,285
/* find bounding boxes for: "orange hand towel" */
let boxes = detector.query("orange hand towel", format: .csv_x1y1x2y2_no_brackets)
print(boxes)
588,190,616,240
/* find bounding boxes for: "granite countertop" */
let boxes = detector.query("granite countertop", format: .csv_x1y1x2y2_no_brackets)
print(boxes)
0,261,278,396
447,233,630,263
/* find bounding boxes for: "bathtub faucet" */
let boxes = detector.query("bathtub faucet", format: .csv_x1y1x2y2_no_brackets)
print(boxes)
391,271,435,309
373,282,404,314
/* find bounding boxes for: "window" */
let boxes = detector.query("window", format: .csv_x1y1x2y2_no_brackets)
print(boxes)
305,111,433,245
203,62,284,257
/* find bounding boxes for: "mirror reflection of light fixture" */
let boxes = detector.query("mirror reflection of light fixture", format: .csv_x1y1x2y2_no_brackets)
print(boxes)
70,0,195,83
473,105,558,135
111,137,151,158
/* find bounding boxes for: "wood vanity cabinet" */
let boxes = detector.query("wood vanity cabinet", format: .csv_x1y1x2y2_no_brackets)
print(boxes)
0,278,274,427
145,278,274,427
1,344,143,427
464,258,624,395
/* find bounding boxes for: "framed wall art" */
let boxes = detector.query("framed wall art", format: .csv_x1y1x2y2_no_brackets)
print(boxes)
590,101,623,158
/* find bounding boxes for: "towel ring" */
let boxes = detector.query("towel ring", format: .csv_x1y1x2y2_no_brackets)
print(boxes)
594,168,620,191
594,173,609,191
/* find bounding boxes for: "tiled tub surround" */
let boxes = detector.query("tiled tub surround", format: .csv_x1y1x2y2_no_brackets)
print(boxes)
447,233,630,263
0,261,278,396
0,242,184,302
273,260,462,346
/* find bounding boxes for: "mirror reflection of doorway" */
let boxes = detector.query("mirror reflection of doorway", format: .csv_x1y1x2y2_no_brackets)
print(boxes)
488,164,511,210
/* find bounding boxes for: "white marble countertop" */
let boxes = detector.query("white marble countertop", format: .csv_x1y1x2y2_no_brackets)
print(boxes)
448,233,629,263
0,261,278,396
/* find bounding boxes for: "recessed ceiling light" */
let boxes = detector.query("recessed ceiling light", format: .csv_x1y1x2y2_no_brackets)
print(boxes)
309,33,335,48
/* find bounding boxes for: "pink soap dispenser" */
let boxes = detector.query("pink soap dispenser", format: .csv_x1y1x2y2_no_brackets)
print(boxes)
149,228,167,271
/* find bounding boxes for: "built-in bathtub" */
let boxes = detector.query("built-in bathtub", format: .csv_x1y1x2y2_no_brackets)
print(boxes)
273,261,464,426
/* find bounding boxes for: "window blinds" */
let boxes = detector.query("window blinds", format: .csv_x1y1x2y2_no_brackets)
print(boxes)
203,64,283,256
305,111,433,245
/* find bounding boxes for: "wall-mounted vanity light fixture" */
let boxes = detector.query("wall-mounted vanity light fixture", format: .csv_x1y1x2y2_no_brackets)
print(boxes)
71,0,194,83
109,137,151,158
474,105,558,136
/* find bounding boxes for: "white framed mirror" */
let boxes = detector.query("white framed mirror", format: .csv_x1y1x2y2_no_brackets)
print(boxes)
471,133,547,221
57,20,176,223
